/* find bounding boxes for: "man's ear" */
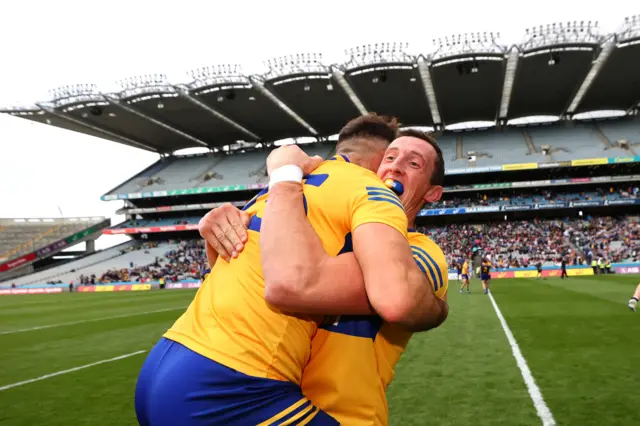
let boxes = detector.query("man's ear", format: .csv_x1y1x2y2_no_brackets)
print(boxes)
423,185,443,203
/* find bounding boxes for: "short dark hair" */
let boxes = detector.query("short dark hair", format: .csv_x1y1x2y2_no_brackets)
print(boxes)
338,113,400,146
396,128,445,186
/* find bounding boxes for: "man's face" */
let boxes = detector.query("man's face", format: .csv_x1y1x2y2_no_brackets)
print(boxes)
376,136,443,211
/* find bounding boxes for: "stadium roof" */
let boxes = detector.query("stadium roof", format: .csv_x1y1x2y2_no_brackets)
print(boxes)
2,17,640,154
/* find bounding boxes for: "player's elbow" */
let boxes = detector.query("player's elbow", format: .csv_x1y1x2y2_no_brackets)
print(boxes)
264,267,312,311
370,292,416,325
407,299,449,332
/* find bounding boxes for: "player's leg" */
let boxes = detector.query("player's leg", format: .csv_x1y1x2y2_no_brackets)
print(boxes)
136,338,338,425
135,338,174,426
485,278,491,294
465,277,470,293
628,283,640,312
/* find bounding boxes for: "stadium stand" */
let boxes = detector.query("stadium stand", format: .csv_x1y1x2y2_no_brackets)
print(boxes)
435,186,639,208
0,217,106,262
597,117,640,153
461,127,532,166
106,143,336,195
12,213,636,287
100,119,640,198
0,240,138,287
527,122,629,160
3,240,205,287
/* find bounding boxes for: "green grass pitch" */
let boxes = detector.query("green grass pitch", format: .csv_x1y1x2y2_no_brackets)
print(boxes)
1,275,638,425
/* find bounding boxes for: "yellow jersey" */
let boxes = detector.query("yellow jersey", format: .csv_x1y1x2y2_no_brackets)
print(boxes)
301,231,448,425
164,155,408,385
462,261,469,275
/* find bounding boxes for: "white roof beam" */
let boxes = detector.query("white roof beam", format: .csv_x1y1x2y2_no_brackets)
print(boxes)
566,40,615,115
417,57,442,125
250,78,319,136
175,86,261,141
499,49,519,119
330,67,368,115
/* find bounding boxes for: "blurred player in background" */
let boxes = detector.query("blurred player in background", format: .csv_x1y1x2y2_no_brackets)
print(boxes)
628,283,640,311
536,260,543,279
561,258,568,279
202,129,448,425
460,257,470,294
135,115,446,426
481,258,492,294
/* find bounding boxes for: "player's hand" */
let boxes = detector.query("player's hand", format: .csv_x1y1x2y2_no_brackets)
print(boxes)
267,145,323,176
199,203,251,263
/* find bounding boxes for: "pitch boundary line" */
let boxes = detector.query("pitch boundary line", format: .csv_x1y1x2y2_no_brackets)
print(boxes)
0,350,147,391
0,307,186,335
488,291,556,426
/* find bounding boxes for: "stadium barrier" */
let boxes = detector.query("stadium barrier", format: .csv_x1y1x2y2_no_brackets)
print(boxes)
0,287,63,296
166,282,201,289
446,264,640,279
77,283,152,292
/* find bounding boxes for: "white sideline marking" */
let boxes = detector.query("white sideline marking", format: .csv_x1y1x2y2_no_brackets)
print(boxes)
0,350,147,391
0,307,185,335
488,292,556,426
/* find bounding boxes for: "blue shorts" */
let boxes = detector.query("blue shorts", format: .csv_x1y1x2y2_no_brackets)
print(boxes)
481,274,491,281
461,274,469,280
135,338,338,426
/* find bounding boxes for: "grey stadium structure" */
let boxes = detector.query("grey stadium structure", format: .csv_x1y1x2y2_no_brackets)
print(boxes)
1,16,640,285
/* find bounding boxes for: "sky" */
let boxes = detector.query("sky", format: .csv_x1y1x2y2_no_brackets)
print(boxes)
0,0,636,249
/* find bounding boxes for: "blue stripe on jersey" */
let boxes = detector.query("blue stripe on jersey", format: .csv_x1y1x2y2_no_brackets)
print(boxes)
413,256,427,275
412,245,444,291
328,155,350,163
319,315,383,340
248,215,262,232
303,174,329,187
365,187,404,210
365,186,397,197
411,247,440,291
242,187,269,212
368,196,405,211
272,400,313,425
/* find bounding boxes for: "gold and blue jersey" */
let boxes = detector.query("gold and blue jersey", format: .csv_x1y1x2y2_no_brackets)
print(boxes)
164,155,408,386
301,231,449,425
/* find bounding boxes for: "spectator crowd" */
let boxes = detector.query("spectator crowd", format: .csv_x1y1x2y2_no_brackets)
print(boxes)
421,216,640,269
91,240,207,284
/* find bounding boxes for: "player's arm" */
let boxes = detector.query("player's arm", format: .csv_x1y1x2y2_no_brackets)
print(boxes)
352,224,447,331
261,180,446,330
261,182,374,315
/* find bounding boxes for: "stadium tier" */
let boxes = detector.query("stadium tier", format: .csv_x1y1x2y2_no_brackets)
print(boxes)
0,217,109,263
105,143,335,196
96,119,640,199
